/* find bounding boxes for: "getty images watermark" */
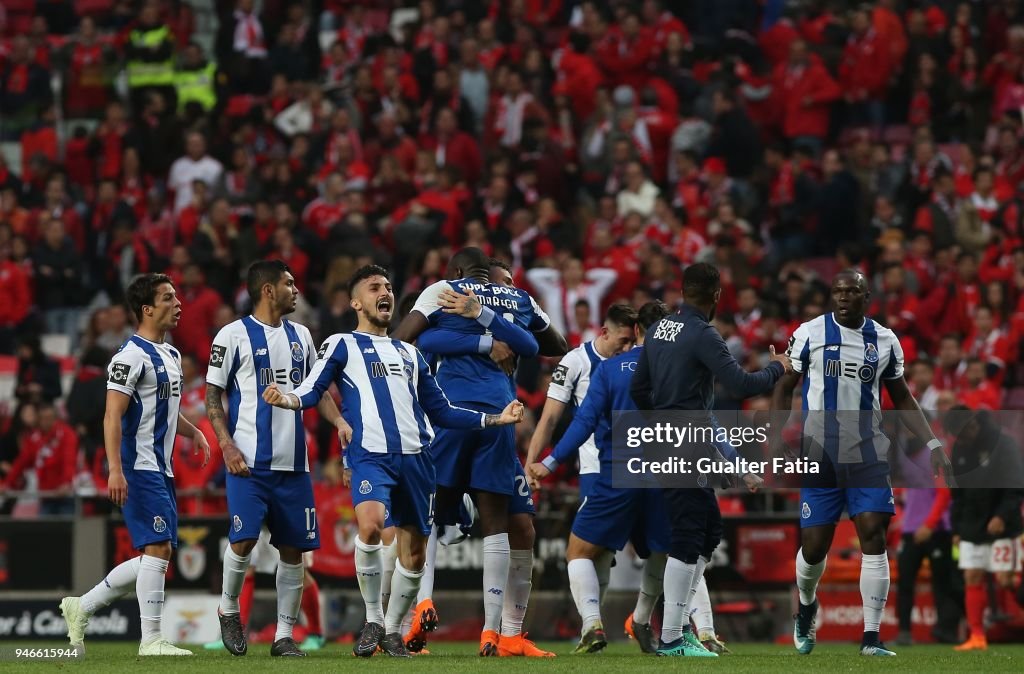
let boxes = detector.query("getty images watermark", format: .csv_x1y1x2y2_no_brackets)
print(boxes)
610,409,1024,490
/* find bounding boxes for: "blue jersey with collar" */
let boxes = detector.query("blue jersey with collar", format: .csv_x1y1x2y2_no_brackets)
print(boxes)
411,278,550,406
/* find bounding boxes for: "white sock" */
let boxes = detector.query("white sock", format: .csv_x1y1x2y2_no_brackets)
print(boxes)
633,553,666,625
385,561,424,634
691,575,715,635
501,549,533,637
137,555,168,643
568,558,602,633
796,548,826,606
860,552,889,633
274,560,304,641
418,525,438,602
595,549,614,604
220,546,251,615
82,556,141,615
482,533,510,632
381,540,397,610
661,557,697,643
354,536,385,624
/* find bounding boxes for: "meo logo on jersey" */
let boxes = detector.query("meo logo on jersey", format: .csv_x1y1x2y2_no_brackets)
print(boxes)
825,360,876,382
358,480,372,495
291,341,304,363
153,516,167,533
109,362,130,384
210,345,226,368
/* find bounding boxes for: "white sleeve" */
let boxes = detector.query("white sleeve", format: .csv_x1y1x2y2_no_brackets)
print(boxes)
528,294,551,332
585,268,618,303
205,326,235,389
786,323,811,374
547,349,584,404
410,279,450,319
525,268,562,330
882,330,906,380
107,346,146,396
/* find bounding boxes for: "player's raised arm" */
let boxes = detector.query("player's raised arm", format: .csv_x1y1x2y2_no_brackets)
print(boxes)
533,364,610,483
413,349,523,428
697,326,789,397
435,286,540,357
266,335,348,411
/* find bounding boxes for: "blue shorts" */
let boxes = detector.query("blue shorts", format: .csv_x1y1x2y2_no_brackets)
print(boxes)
799,460,895,528
572,473,669,555
431,403,516,497
578,473,598,500
123,467,177,550
509,459,535,516
350,448,435,535
227,469,320,551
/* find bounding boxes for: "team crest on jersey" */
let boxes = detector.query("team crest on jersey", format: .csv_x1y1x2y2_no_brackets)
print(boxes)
358,480,372,495
291,341,304,363
109,362,130,384
210,344,226,368
864,343,879,363
153,516,167,533
551,364,568,385
697,473,708,488
801,502,811,519
232,515,243,532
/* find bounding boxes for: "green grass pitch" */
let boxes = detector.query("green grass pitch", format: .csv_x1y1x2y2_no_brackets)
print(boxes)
2,641,1022,672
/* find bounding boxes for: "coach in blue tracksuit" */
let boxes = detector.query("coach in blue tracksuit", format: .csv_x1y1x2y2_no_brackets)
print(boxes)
630,262,791,656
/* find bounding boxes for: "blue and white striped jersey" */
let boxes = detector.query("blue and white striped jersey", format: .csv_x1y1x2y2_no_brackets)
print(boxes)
547,341,606,476
292,331,487,454
206,316,318,472
787,313,905,463
107,335,183,477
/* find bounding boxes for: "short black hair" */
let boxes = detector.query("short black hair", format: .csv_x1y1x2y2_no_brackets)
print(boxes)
606,303,639,329
247,259,292,305
489,258,511,274
448,247,490,279
348,264,391,295
682,263,721,305
638,300,670,331
125,273,174,322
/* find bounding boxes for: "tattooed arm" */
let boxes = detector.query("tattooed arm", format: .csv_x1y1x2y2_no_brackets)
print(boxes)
206,384,250,477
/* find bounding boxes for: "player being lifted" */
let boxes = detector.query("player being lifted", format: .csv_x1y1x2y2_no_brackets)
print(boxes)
61,274,211,656
263,265,525,657
771,270,955,657
392,247,565,656
205,260,349,657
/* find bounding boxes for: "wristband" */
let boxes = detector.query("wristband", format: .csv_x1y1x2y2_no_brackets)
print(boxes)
542,455,559,471
926,438,943,451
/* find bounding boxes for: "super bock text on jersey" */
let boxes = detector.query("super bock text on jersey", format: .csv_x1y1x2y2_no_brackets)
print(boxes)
107,336,183,549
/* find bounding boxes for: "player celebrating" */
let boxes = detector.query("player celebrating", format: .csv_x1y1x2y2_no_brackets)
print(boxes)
771,270,955,657
392,247,559,656
205,260,348,658
263,264,525,657
60,274,211,656
530,301,673,654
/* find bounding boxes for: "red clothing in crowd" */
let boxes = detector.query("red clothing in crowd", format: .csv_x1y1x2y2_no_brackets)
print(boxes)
959,380,1003,410
772,56,841,139
173,417,224,515
0,260,32,328
839,28,888,99
173,284,222,361
3,420,78,491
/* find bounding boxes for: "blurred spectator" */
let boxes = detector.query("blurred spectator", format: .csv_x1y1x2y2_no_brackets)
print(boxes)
771,39,839,154
0,236,32,354
0,35,52,140
33,217,84,349
65,346,109,453
0,400,78,515
0,403,37,515
217,0,270,95
14,335,61,403
125,0,178,114
168,131,224,213
527,259,617,335
174,41,220,116
173,263,223,362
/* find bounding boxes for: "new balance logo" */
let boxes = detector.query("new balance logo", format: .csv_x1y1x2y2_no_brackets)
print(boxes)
254,348,269,356
825,345,840,351
363,348,375,354
487,588,503,596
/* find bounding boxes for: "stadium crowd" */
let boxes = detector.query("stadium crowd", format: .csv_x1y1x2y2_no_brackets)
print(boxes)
0,0,1023,539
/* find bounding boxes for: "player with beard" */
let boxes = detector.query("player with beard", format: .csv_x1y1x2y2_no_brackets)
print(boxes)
263,265,526,657
206,260,349,657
